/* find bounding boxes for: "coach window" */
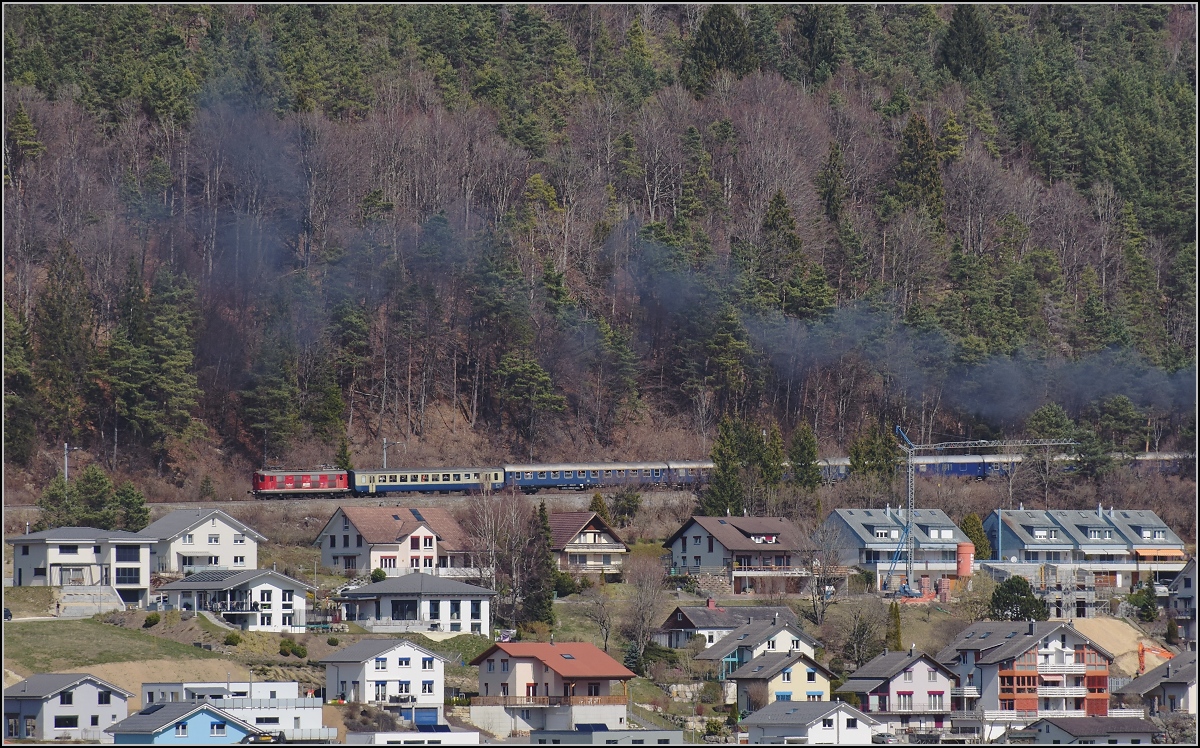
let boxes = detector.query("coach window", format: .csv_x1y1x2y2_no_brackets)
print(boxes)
398,475,408,483
453,474,461,481
442,474,450,482
525,472,533,480
421,474,429,482
604,470,612,477
551,471,559,479
590,471,598,478
538,471,547,479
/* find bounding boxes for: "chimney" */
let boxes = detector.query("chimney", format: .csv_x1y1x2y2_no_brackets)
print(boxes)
886,503,891,519
1028,621,1035,636
550,634,554,646
773,612,779,626
1098,503,1103,518
25,522,29,535
707,598,716,609
910,645,915,657
1109,506,1114,519
884,647,888,656
1019,502,1024,511
747,617,753,625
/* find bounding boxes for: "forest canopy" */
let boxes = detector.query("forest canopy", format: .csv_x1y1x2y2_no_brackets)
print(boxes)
3,5,1195,480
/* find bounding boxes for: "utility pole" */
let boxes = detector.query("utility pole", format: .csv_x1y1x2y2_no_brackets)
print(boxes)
382,438,394,470
63,443,82,481
892,428,1076,592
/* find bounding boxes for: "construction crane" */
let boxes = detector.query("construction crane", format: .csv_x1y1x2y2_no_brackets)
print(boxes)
1137,642,1175,675
885,428,1077,598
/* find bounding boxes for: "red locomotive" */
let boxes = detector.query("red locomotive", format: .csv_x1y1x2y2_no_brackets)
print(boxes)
251,468,351,499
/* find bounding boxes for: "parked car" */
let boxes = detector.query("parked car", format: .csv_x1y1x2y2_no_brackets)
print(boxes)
872,734,899,744
3,608,12,621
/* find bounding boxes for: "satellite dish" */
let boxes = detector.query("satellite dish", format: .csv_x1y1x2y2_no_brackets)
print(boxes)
1010,556,1018,563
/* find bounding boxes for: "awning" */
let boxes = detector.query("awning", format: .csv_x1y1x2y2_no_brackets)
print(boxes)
1135,548,1185,559
1039,674,1063,683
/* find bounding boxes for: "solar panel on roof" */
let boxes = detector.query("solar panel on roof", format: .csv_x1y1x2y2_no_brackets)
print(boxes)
139,705,165,715
576,724,609,732
719,520,727,524
416,724,452,732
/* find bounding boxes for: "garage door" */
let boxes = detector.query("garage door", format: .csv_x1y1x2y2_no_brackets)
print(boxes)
414,708,439,726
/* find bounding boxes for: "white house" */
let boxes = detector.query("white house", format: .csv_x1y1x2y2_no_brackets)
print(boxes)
143,681,301,705
319,639,447,725
3,673,133,743
1113,652,1197,716
1025,716,1159,744
315,507,477,577
7,527,155,608
140,680,334,741
156,569,312,632
738,700,880,745
138,509,266,574
333,572,495,637
347,727,480,744
1168,556,1196,650
835,646,956,736
695,616,822,683
468,642,635,738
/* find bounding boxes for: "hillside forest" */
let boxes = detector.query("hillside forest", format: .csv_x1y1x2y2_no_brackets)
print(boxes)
3,5,1196,521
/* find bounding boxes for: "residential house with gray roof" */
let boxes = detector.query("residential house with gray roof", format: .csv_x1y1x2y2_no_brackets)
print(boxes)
104,701,258,744
7,527,156,608
1168,556,1196,650
738,700,879,745
4,674,133,743
934,620,1128,742
822,507,972,592
139,508,266,575
728,650,833,715
157,569,312,632
835,647,956,736
333,572,495,636
319,638,447,724
664,516,812,594
1114,651,1197,716
655,598,798,649
1023,716,1159,745
696,616,821,689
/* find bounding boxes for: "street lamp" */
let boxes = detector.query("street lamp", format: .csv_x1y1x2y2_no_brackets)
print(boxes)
63,443,83,481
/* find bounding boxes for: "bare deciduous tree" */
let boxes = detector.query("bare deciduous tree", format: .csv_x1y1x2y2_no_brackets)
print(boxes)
803,519,848,625
581,585,616,653
841,599,886,668
620,552,668,666
458,489,534,624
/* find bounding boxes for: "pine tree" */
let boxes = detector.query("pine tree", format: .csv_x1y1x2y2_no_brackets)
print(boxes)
35,474,80,531
143,270,201,460
895,113,945,223
4,305,39,465
114,480,150,531
588,493,612,525
960,513,992,560
937,111,966,164
886,601,903,651
849,424,899,482
5,102,47,185
760,423,785,488
335,437,354,471
989,576,1049,621
32,243,95,440
816,141,848,224
73,463,118,529
241,342,304,462
496,351,566,448
788,423,822,491
939,5,995,81
703,417,745,517
522,501,557,625
681,5,757,97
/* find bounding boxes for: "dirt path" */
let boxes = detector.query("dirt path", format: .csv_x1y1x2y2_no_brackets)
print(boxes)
1070,617,1170,676
52,659,254,710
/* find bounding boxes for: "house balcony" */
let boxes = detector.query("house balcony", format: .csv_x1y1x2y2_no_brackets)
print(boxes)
1037,686,1088,698
380,566,484,579
1109,708,1147,718
198,600,260,614
1033,709,1088,718
950,687,980,698
357,618,482,634
470,695,626,708
731,565,813,577
563,543,628,553
1037,662,1086,674
562,562,624,573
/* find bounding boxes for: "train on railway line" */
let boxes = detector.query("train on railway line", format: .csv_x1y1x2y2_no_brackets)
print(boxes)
250,452,1190,500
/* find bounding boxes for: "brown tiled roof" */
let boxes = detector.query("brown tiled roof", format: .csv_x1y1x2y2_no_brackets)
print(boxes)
337,506,471,551
469,642,636,680
665,516,812,553
548,512,625,551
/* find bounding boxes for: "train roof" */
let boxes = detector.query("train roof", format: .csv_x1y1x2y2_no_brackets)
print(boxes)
504,462,669,472
254,467,345,476
352,466,501,474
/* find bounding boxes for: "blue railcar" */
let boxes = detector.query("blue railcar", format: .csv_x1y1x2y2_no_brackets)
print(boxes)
666,460,713,488
504,462,670,493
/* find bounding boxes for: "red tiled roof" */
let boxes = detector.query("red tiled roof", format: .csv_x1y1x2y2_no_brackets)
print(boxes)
547,512,625,551
469,642,636,680
338,507,471,551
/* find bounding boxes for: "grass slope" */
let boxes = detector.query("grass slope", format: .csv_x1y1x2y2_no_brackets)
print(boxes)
3,619,222,674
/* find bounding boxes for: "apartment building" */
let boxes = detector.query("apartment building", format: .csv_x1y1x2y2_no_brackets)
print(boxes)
835,647,956,736
822,507,973,592
139,509,266,574
314,507,477,577
468,642,635,738
935,620,1128,742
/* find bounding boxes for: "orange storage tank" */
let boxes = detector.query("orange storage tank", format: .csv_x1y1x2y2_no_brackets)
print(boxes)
957,542,975,577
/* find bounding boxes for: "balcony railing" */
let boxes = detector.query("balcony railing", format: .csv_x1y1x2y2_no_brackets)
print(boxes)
731,565,811,576
1109,708,1147,718
1037,662,1086,674
200,601,260,613
1037,686,1088,698
862,704,949,714
357,619,482,634
1033,709,1088,718
563,543,628,552
470,695,626,708
950,687,980,698
381,566,482,578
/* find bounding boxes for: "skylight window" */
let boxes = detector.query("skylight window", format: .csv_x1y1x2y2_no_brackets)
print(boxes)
965,632,974,639
979,632,991,639
1005,632,1016,638
561,654,575,659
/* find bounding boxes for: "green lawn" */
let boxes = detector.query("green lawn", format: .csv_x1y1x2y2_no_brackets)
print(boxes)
3,619,223,674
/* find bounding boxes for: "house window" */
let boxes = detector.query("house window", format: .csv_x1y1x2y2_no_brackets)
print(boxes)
59,691,73,705
1049,530,1058,539
450,601,461,620
183,534,194,545
91,715,99,726
375,682,388,701
807,670,816,683
398,681,410,694
343,517,350,531
501,659,509,672
329,536,336,548
847,718,858,729
116,546,140,562
424,556,433,567
234,535,245,545
175,722,188,737
260,614,272,626
897,694,913,711
422,658,435,670
20,545,28,555
59,545,78,554
930,693,944,710
588,683,601,696
211,722,227,737
343,535,350,548
54,716,78,729
422,681,434,694
429,604,440,620
903,669,913,682
115,568,141,586
822,718,834,728
776,692,791,702
487,660,495,672
424,536,434,549
207,556,220,566
208,534,220,545
791,639,801,650
399,658,411,667
381,556,396,568
767,640,776,650
356,535,363,547
255,717,280,725
876,529,889,538
234,556,246,567
928,669,937,682
260,590,272,603
375,658,387,671
1089,530,1101,539
1154,530,1165,540
782,669,791,683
